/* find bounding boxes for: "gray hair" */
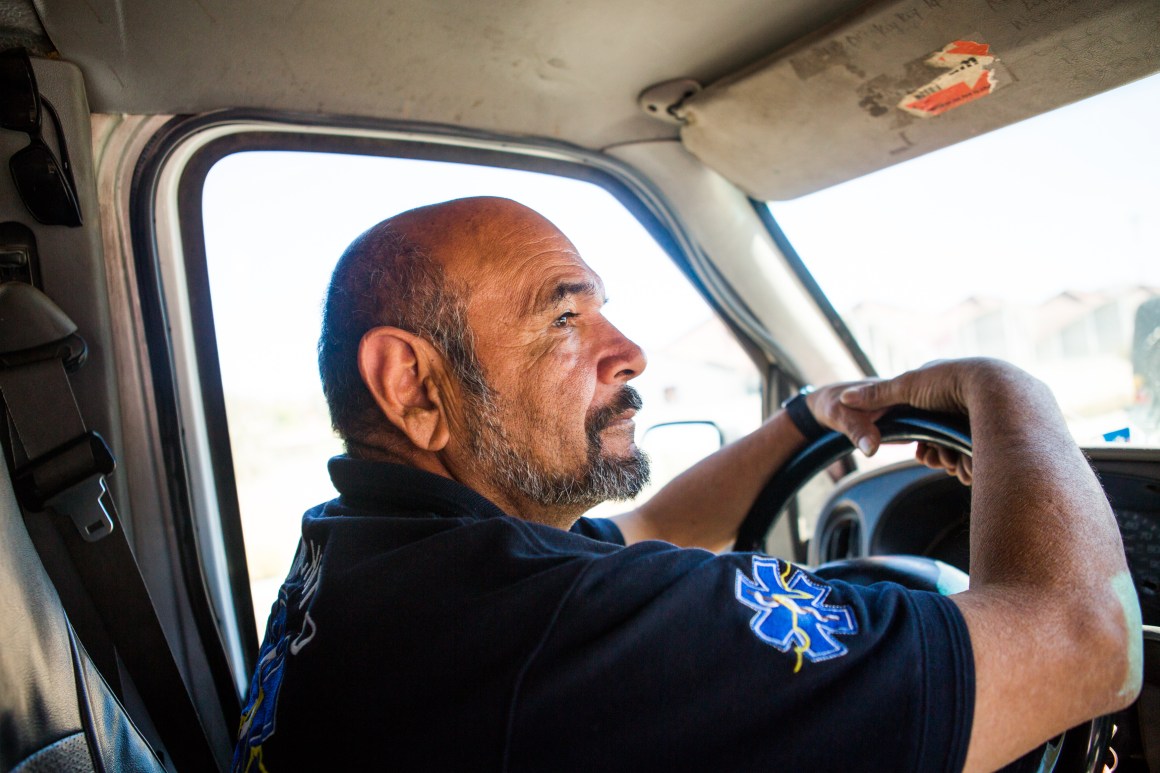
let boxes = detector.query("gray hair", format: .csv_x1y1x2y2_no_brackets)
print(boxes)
318,223,486,448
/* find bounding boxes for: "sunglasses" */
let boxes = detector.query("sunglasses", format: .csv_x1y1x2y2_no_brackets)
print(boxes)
0,49,83,227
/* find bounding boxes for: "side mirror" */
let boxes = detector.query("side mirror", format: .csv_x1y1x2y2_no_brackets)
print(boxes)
641,421,725,487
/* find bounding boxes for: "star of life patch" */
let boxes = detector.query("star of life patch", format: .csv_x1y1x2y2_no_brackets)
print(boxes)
735,557,857,673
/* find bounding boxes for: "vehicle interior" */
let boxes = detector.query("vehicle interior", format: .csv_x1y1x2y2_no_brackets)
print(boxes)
1,0,1158,770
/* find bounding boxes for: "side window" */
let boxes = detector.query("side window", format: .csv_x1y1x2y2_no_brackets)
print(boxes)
201,151,762,634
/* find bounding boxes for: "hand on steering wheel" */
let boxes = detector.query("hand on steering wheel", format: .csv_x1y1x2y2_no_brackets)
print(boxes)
735,405,1111,773
804,378,973,485
735,405,971,552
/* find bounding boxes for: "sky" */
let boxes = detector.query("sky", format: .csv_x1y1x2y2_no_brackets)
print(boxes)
769,72,1160,315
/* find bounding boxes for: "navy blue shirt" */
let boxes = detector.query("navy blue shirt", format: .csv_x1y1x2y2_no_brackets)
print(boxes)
234,457,974,772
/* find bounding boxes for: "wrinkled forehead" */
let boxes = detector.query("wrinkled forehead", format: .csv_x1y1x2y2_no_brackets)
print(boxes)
396,198,605,318
469,228,606,318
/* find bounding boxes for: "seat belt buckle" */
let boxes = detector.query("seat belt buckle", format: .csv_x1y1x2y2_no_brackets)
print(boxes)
15,431,117,541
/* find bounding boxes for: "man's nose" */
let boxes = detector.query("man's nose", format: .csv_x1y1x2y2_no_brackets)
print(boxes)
597,320,647,384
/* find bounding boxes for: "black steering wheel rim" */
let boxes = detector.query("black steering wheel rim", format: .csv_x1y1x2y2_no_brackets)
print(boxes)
735,406,971,553
733,405,1112,773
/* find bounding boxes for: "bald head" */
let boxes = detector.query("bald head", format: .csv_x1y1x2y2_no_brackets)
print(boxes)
387,196,577,282
318,196,578,453
386,196,526,248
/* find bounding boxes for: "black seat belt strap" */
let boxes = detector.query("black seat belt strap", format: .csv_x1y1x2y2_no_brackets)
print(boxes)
4,355,115,537
0,282,221,772
3,354,123,696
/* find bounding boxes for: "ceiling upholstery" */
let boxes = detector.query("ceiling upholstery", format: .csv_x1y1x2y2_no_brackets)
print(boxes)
27,0,867,149
15,0,1158,195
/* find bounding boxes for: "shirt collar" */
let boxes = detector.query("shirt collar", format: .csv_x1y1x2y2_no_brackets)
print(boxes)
327,455,511,521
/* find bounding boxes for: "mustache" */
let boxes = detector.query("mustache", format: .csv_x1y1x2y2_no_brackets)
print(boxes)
587,386,644,434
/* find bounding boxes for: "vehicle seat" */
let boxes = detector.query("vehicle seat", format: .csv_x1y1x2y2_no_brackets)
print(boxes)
0,449,164,772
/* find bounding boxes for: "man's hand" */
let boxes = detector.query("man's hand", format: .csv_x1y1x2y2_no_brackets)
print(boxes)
915,441,972,485
832,357,1140,772
803,380,886,456
805,372,974,484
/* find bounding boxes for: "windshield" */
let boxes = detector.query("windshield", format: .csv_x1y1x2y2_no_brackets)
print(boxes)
768,72,1160,448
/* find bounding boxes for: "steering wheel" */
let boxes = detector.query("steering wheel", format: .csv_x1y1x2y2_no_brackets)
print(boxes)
734,406,1112,773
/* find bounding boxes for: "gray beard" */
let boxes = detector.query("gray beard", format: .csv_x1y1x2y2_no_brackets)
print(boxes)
464,385,651,512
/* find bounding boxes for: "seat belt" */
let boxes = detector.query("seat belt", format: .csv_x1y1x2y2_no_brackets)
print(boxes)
0,281,222,772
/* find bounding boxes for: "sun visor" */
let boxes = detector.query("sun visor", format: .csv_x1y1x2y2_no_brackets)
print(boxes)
678,0,1160,200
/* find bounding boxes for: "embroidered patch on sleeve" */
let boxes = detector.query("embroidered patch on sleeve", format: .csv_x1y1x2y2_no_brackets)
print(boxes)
233,539,323,772
735,557,857,673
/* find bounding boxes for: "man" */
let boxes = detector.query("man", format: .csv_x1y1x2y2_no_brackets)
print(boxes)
234,197,1140,772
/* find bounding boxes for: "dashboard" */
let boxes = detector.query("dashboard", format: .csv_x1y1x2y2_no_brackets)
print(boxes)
809,449,1160,626
807,447,1160,771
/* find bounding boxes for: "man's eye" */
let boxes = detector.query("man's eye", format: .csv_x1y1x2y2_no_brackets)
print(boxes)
552,312,579,328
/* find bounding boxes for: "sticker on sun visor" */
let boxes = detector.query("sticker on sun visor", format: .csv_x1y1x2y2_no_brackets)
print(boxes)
735,557,857,673
899,40,998,118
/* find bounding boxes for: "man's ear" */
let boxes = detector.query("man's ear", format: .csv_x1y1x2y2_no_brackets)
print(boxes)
357,327,451,452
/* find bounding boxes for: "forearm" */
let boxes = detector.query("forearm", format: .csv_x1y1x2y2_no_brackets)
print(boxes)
845,360,1127,593
613,410,807,550
844,359,1142,772
964,366,1125,591
968,368,1137,697
964,368,1139,768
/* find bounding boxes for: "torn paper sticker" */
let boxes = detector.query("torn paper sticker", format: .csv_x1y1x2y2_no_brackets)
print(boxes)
899,41,998,118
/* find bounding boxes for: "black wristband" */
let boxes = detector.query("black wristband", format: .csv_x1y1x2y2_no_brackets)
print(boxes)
783,391,826,441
